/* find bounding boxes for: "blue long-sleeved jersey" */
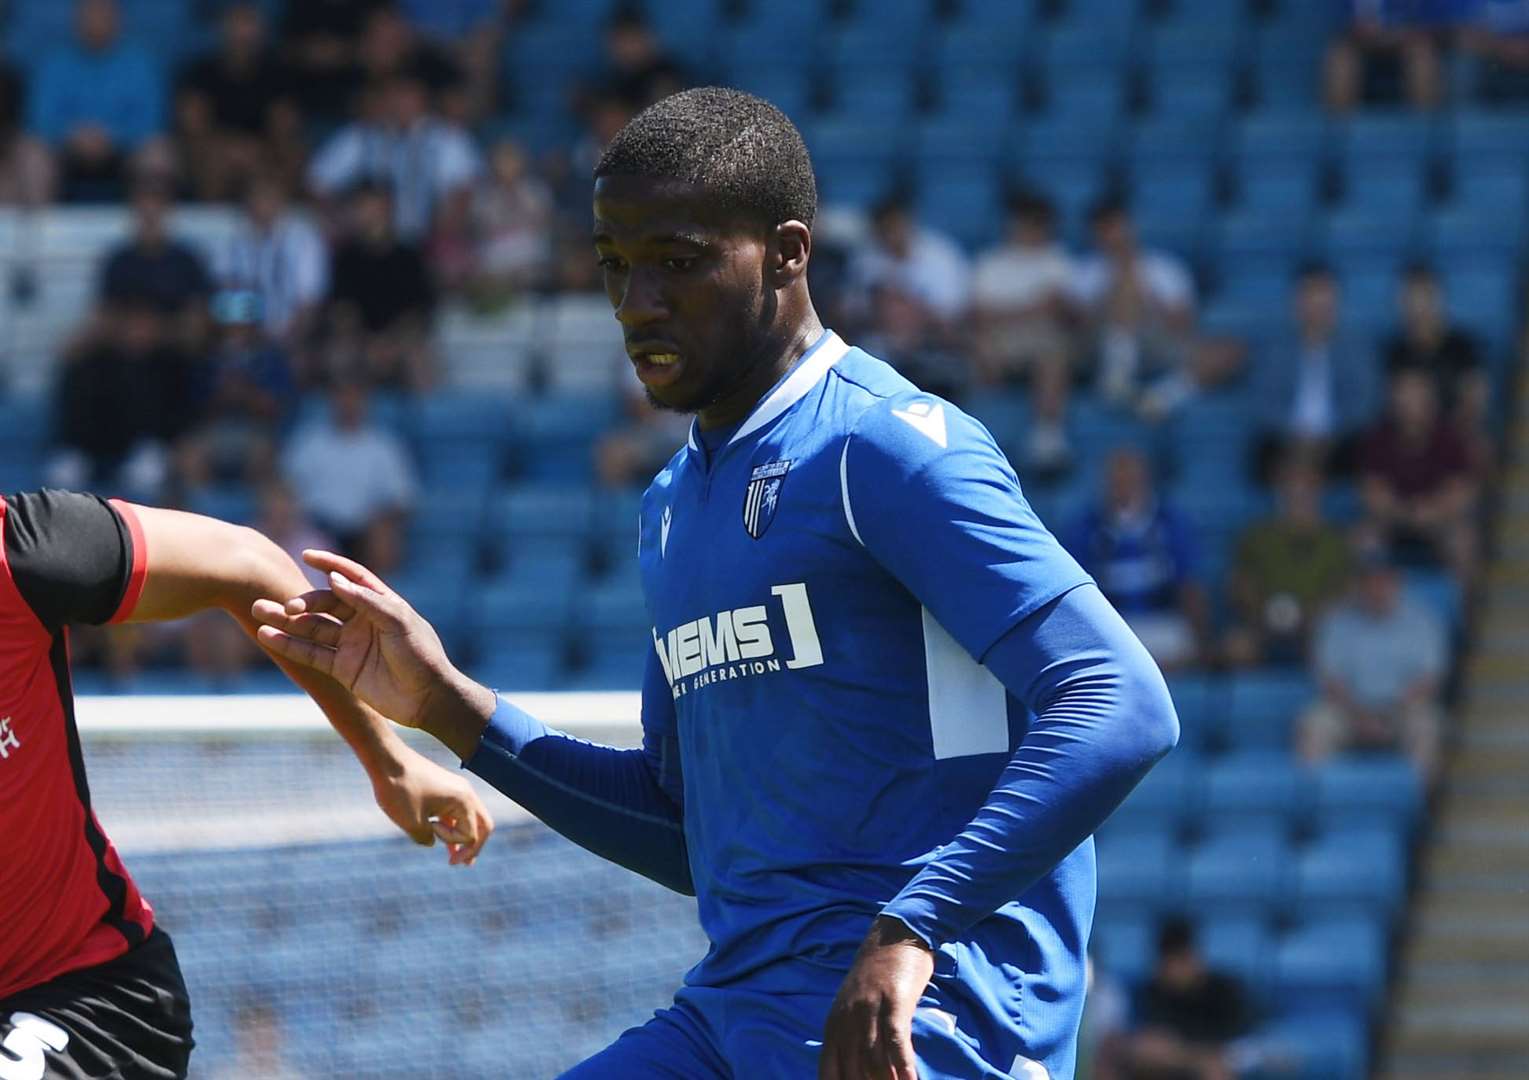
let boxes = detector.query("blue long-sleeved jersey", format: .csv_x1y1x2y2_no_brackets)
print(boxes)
467,333,1178,1077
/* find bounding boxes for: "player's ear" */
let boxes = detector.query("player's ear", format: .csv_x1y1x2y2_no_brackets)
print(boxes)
772,220,811,286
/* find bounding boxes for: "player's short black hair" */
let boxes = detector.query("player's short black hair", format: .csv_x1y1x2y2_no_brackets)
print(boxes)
595,86,817,230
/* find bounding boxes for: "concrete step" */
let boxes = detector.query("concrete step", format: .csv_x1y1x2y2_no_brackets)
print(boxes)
1444,745,1529,778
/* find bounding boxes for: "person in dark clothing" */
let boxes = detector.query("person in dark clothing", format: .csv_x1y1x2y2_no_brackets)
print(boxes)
98,178,212,319
1125,918,1250,1080
279,0,389,121
175,1,302,201
323,180,436,389
46,299,196,502
1383,263,1490,460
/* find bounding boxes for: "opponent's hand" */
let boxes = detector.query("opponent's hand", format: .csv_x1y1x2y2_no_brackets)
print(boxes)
251,550,475,732
819,916,936,1080
371,748,494,866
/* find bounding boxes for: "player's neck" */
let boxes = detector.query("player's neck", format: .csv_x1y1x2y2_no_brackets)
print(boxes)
697,311,826,431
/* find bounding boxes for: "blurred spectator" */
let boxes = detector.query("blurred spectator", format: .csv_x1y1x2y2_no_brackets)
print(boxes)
1461,0,1529,101
1251,263,1380,482
595,5,690,111
1122,917,1251,1080
282,381,416,573
1013,354,1075,486
1070,197,1195,409
356,5,467,121
430,138,553,306
1384,263,1490,456
94,178,212,369
177,291,297,491
255,482,337,590
217,172,330,350
1324,1,1455,111
280,0,389,122
174,2,301,202
596,366,691,489
324,181,437,389
1359,368,1480,581
398,0,502,122
46,300,194,502
851,195,971,325
309,67,480,240
1301,550,1446,781
860,285,970,401
1066,447,1209,669
1223,455,1353,668
27,0,169,202
0,63,57,206
969,191,1076,387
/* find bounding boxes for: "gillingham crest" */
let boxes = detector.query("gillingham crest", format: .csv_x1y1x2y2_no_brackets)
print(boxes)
743,460,791,539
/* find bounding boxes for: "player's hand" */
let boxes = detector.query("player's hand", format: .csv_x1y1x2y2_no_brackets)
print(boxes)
371,749,494,866
251,550,484,733
819,916,935,1080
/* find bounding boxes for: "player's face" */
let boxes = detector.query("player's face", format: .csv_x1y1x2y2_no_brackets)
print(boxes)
593,176,775,416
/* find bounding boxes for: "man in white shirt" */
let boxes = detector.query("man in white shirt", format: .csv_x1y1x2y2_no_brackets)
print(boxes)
850,194,971,323
308,67,480,240
216,173,328,346
1070,197,1196,406
282,381,417,572
970,191,1076,385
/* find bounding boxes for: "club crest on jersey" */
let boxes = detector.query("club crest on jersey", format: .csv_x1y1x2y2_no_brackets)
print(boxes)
743,460,791,539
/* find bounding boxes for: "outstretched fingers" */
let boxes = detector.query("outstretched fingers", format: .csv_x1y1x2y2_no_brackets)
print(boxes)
255,624,338,677
252,600,345,647
302,549,390,593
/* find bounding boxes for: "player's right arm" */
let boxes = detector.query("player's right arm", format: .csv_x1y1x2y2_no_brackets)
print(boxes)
252,548,694,894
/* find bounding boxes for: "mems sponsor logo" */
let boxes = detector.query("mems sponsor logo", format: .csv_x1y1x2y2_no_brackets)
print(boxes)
653,583,823,698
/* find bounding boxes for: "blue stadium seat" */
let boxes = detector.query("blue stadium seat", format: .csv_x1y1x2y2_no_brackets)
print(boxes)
802,115,911,173
726,67,812,121
1095,831,1184,914
1322,206,1420,264
576,578,650,635
183,485,258,526
1274,917,1388,1015
1257,1013,1370,1080
1147,70,1236,124
1091,915,1155,984
1233,110,1331,171
1203,751,1311,820
1164,673,1221,753
1338,112,1437,171
1296,826,1408,920
930,73,1022,129
1012,160,1110,244
1225,669,1315,751
1044,77,1128,129
932,23,1029,74
1039,27,1132,86
1425,207,1523,267
1131,163,1215,253
1314,757,1423,827
831,68,919,119
1441,256,1519,350
913,116,1010,170
1251,30,1325,109
1198,914,1272,990
1447,109,1529,168
816,160,899,209
1147,23,1244,77
1338,159,1428,220
1104,749,1201,838
1053,0,1139,47
1334,257,1404,338
917,167,1003,250
1185,830,1290,911
1126,115,1224,171
501,23,601,80
410,390,515,445
1446,160,1528,228
491,485,597,549
418,441,502,494
1404,568,1463,633
951,0,1038,29
568,642,651,690
470,632,565,692
474,578,573,634
824,26,925,79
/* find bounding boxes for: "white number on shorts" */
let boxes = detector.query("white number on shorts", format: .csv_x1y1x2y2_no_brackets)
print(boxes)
0,1013,69,1080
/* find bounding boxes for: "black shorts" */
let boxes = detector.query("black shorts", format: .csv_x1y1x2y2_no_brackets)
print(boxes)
0,928,194,1080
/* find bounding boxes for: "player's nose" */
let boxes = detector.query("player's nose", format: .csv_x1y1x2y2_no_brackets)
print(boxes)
614,267,670,328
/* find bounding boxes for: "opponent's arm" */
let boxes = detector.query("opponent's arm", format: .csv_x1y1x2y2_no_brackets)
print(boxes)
251,549,692,892
118,501,492,862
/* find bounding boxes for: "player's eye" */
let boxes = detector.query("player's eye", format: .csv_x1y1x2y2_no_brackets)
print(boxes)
597,255,627,272
662,257,697,272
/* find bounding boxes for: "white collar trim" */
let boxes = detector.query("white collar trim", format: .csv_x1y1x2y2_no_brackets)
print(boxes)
728,331,847,446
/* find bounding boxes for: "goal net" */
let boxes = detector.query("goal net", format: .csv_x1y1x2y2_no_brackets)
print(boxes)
79,692,706,1080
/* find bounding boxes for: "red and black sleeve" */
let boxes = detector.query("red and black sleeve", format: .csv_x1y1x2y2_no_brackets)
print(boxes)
2,490,147,634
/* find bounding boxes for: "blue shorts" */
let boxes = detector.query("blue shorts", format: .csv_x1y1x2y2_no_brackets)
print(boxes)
559,977,1051,1080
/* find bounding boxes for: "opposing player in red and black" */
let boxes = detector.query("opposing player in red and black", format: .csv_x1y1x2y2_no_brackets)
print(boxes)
0,490,493,1080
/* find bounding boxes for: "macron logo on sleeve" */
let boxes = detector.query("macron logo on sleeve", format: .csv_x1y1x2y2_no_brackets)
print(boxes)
0,717,19,759
661,506,672,557
891,400,948,448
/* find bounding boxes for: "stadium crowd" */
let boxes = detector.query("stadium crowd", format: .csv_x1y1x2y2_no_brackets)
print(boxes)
0,1,1519,1075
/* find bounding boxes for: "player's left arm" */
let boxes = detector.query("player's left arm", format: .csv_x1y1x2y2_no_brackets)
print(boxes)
821,401,1179,1080
7,492,491,863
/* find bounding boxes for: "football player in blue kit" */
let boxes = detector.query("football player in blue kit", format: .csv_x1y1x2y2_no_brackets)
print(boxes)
252,87,1180,1080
